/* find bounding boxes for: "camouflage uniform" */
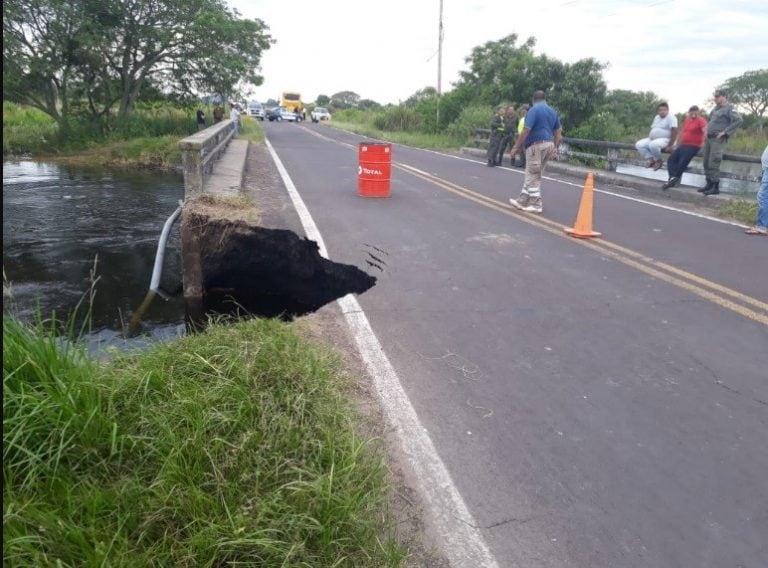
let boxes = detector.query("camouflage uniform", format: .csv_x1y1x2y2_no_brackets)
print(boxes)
487,108,506,166
497,109,518,166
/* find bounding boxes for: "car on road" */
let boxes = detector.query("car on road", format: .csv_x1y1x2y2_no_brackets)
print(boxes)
311,107,331,122
247,102,265,120
267,106,302,122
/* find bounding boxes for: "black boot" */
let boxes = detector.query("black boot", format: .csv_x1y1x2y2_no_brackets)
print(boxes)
698,180,712,193
703,181,720,195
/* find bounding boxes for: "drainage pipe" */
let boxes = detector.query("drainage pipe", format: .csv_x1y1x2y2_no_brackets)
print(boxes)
126,202,182,336
150,202,183,296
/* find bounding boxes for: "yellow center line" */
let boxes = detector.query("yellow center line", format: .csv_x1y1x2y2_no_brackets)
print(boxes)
394,162,768,327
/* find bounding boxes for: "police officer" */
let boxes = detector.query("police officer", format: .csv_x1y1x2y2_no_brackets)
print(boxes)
487,106,506,167
497,106,518,167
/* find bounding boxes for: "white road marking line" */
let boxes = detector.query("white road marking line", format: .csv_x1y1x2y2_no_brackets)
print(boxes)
265,138,501,568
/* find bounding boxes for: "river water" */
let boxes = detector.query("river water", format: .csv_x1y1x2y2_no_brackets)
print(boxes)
3,160,186,347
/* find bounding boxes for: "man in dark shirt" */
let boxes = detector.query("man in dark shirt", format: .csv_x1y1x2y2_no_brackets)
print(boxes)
196,108,206,131
487,106,506,167
701,89,743,195
508,91,562,213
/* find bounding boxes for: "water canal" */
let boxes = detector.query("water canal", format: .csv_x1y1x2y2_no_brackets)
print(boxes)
3,160,186,346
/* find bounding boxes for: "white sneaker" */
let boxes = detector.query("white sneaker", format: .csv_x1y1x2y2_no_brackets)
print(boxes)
509,194,529,210
522,195,543,213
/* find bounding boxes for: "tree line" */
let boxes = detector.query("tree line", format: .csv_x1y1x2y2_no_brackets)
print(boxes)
320,35,767,141
3,0,273,134
4,2,766,145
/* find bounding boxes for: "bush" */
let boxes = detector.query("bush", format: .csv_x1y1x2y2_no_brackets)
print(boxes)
444,104,495,143
2,102,58,155
372,106,422,132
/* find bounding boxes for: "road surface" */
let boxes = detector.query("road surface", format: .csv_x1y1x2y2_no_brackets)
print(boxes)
263,121,768,568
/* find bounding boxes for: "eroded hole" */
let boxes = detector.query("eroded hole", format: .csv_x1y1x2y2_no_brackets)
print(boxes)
190,221,376,323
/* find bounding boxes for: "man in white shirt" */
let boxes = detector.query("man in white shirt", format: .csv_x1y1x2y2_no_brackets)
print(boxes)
635,102,678,170
229,104,240,135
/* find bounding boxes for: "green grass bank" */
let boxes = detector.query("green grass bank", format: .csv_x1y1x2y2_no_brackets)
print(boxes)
3,316,407,566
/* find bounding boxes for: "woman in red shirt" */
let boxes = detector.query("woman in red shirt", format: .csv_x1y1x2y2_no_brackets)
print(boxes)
662,105,708,190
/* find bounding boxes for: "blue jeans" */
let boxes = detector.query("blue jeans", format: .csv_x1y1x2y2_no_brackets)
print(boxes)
666,145,699,178
756,168,768,229
636,137,669,161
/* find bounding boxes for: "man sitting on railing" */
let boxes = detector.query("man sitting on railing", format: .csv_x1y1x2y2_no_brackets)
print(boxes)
635,102,678,171
662,105,707,190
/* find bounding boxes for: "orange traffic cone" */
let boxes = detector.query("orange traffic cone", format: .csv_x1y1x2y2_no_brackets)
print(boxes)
565,172,602,239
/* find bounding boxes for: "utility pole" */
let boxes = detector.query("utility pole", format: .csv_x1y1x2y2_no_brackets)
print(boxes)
436,0,444,132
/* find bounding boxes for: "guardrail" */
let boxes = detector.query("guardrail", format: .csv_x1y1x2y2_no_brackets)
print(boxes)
179,119,237,197
472,128,761,183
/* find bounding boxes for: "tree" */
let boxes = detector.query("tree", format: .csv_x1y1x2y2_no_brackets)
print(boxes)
315,94,331,106
330,90,360,109
600,89,662,136
453,34,607,130
719,69,768,121
2,0,274,129
358,98,382,110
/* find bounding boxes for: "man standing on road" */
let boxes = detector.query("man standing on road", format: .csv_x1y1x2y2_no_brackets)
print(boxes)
514,104,529,168
229,103,240,136
487,106,506,167
662,105,707,190
744,145,768,235
508,91,562,214
497,105,518,167
701,89,743,195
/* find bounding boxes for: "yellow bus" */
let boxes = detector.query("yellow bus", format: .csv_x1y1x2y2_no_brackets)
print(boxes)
280,91,302,113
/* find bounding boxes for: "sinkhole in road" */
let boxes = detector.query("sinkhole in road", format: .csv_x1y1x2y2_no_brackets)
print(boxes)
190,219,376,321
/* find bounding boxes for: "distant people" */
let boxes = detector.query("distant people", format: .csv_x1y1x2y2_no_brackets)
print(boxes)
508,90,562,214
196,108,206,131
487,106,506,167
230,104,240,135
213,105,224,123
744,144,768,235
514,104,529,168
497,105,518,167
701,89,743,195
635,102,678,171
662,105,707,190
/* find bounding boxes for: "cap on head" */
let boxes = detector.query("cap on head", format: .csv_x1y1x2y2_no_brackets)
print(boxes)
714,89,727,98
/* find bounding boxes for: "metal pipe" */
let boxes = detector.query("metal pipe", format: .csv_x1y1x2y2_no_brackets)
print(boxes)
150,202,182,293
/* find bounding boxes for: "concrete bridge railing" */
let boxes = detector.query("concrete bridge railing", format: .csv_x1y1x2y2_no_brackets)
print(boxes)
472,128,762,184
179,119,237,197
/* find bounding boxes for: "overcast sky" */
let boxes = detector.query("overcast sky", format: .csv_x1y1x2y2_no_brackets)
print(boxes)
230,0,767,113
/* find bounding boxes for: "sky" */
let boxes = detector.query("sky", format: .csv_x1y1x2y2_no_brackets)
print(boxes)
229,0,767,113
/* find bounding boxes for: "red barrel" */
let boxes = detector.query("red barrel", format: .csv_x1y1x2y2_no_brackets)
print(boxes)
358,142,392,198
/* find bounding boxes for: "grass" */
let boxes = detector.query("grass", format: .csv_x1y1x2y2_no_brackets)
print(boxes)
51,135,183,171
329,121,465,151
715,198,759,225
239,115,266,144
3,315,407,567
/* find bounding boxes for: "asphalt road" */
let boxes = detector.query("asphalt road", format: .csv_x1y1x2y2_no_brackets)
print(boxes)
262,121,768,568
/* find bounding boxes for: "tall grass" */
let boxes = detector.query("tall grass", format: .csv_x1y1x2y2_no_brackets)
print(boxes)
2,102,58,155
3,317,406,566
3,102,199,159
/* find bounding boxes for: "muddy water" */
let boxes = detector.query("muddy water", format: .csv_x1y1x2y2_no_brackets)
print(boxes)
3,160,186,346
